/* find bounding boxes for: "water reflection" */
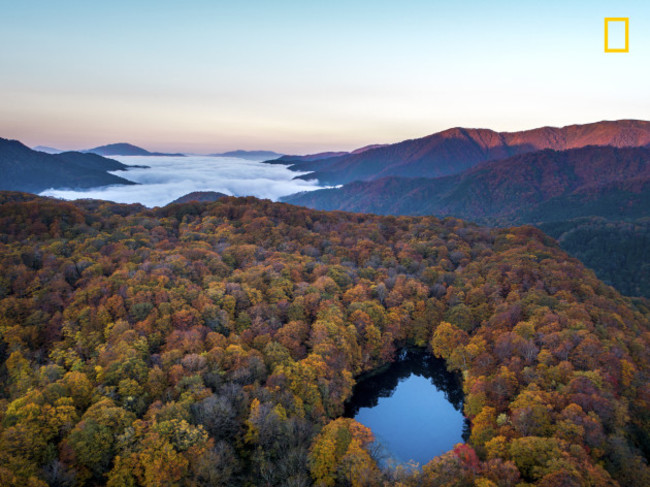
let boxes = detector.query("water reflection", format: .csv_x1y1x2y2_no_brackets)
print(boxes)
344,348,469,467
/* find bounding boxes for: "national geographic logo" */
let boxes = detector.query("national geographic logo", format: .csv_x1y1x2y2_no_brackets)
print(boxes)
604,17,629,52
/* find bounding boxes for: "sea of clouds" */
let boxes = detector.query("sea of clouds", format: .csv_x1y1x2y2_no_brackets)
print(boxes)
40,155,325,207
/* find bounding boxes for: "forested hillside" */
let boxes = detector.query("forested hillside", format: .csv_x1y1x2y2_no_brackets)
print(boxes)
1,192,649,486
538,218,650,298
285,146,650,223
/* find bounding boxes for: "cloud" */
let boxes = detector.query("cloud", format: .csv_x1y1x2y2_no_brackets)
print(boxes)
40,155,325,207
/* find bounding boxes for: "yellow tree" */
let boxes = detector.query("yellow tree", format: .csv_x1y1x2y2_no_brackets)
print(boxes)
308,418,378,487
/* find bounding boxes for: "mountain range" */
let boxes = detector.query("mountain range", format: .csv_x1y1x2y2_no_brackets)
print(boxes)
285,145,650,223
279,120,650,185
84,142,185,157
270,144,389,165
0,138,137,193
33,145,64,154
208,150,283,161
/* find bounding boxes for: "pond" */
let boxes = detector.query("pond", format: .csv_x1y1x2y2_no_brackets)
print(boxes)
344,348,469,467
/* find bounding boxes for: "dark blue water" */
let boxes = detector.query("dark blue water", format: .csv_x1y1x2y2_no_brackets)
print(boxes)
344,349,469,467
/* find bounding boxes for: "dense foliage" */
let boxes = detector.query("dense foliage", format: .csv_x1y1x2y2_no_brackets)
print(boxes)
539,218,650,299
1,192,649,486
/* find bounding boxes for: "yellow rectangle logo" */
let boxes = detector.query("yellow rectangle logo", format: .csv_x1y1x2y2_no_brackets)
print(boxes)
604,17,629,52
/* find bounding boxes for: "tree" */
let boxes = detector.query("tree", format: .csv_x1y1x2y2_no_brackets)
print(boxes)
308,418,378,487
64,399,135,482
431,322,469,366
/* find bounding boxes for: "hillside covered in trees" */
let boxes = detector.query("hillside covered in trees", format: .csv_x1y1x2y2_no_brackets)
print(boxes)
285,146,650,223
538,218,650,299
1,192,649,486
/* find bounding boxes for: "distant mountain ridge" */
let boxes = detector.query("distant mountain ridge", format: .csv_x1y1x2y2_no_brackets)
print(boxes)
269,144,389,165
0,138,137,193
271,151,347,164
285,145,650,223
291,120,650,185
33,145,63,154
84,143,185,157
209,150,283,161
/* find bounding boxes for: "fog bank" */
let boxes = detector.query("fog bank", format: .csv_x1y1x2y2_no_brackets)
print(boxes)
41,155,324,207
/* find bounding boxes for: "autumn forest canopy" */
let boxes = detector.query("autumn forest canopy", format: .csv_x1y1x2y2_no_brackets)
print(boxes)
1,192,650,486
2,0,649,483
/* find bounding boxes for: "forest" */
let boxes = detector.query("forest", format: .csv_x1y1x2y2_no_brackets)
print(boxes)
538,218,650,298
1,191,649,486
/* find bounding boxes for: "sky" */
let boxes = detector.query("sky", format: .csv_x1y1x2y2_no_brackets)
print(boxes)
1,0,649,154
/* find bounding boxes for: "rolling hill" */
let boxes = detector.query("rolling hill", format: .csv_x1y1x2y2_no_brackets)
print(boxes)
0,137,137,193
169,191,228,204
